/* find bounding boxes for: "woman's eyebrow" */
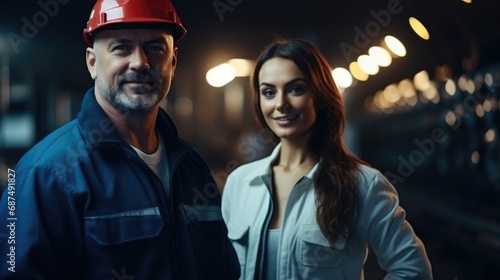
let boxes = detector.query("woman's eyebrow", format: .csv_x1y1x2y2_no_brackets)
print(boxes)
259,77,307,88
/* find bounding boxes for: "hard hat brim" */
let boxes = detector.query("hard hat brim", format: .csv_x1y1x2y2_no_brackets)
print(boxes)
84,22,187,46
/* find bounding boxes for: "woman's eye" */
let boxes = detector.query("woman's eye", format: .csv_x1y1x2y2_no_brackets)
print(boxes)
289,86,303,93
261,89,275,97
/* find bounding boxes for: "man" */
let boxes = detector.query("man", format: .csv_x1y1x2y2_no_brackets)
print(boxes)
0,0,240,279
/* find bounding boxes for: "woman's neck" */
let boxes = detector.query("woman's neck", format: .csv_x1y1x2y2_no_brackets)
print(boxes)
275,138,317,171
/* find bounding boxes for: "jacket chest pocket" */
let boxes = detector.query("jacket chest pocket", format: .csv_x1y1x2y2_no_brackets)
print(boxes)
227,222,250,268
299,226,345,268
84,207,164,245
182,204,237,277
183,204,227,233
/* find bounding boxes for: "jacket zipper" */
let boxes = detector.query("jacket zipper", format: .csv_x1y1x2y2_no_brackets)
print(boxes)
125,149,183,279
274,176,306,280
257,175,274,280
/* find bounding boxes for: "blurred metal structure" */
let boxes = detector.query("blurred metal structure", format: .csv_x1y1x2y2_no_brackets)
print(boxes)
357,64,500,279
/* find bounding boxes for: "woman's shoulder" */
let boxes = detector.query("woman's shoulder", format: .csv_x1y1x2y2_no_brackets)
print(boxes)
228,155,272,178
222,156,272,199
357,165,383,182
356,165,396,197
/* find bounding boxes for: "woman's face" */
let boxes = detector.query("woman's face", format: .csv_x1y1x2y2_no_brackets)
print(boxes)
258,57,317,141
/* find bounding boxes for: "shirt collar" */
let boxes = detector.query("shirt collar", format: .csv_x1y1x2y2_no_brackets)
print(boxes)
242,142,319,182
77,87,182,152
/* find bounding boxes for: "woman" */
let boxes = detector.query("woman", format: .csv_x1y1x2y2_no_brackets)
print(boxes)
221,38,433,279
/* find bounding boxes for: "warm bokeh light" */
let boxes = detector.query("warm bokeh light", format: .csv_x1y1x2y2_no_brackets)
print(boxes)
435,65,452,81
398,79,416,98
227,58,254,77
349,61,369,81
383,84,401,104
374,90,395,114
445,79,456,96
466,79,475,94
405,94,418,106
206,63,236,87
422,84,439,103
409,17,430,40
471,151,480,164
484,129,495,143
332,67,353,88
413,70,431,92
357,55,379,75
384,35,407,57
476,104,485,118
368,46,392,67
458,75,469,91
374,90,391,109
483,99,492,112
485,73,493,86
445,111,457,126
462,0,472,3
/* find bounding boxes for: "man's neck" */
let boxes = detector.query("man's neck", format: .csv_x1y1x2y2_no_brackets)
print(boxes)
95,93,160,154
116,114,159,154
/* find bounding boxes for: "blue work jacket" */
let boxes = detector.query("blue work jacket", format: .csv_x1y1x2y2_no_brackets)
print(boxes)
0,88,240,279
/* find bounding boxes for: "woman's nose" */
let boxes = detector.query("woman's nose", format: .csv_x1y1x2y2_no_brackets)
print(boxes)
275,93,290,112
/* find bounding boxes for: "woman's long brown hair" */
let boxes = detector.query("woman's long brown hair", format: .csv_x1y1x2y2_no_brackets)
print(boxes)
250,38,367,247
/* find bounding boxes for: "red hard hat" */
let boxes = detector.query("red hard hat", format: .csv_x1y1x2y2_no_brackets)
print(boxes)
83,0,187,46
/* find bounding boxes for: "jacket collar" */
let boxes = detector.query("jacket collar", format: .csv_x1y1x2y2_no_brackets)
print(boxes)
77,87,182,152
241,142,281,182
242,142,319,182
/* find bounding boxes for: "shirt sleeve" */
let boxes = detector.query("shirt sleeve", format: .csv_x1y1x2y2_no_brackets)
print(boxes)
0,165,84,279
358,172,433,279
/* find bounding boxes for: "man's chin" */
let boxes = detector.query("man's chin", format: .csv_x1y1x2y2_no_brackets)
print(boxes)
112,94,157,111
123,85,153,95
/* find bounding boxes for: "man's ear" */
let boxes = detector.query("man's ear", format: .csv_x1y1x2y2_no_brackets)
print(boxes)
172,47,178,71
169,47,178,79
86,47,97,80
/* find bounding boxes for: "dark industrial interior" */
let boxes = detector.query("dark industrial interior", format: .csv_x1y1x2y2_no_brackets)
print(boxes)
1,0,500,278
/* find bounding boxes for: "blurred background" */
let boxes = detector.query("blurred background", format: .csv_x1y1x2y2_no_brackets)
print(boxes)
1,0,499,278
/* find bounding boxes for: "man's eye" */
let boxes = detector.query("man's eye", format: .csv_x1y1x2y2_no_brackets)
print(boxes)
111,45,132,52
146,46,166,53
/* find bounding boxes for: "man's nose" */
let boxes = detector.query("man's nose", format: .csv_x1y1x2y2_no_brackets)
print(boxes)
129,48,150,71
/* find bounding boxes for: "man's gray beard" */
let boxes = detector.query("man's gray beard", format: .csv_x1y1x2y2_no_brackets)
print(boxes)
96,78,166,114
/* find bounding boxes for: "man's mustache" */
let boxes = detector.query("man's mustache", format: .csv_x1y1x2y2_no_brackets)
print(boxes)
118,71,159,85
